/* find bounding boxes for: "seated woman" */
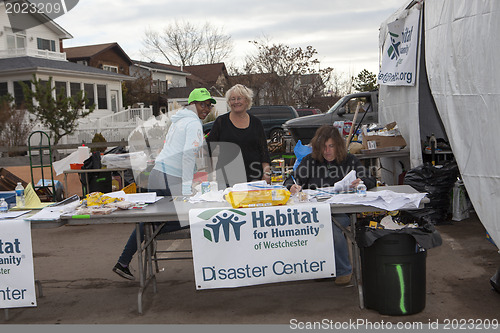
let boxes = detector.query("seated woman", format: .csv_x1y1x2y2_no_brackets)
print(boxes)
283,125,376,285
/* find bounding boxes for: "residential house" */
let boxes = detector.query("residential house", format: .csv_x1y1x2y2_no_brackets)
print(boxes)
130,60,189,114
182,62,229,97
65,42,132,76
0,2,135,144
129,60,229,115
228,72,280,106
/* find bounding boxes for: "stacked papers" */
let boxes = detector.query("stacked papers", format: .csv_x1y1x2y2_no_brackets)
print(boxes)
324,190,427,211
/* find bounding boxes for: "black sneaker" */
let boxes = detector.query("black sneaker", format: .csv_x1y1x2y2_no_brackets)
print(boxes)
112,263,135,280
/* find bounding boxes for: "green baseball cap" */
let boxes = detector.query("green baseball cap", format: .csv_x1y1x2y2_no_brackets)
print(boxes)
188,88,217,104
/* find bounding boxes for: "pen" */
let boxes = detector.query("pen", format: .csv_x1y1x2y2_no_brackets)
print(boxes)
290,175,302,192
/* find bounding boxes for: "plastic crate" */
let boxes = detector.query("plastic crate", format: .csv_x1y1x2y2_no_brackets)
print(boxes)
0,191,16,205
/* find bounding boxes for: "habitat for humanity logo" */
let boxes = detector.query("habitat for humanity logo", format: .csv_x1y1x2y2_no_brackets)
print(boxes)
196,209,247,243
387,32,401,61
4,0,80,31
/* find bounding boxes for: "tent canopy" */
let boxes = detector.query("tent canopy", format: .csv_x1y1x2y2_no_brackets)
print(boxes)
378,0,500,249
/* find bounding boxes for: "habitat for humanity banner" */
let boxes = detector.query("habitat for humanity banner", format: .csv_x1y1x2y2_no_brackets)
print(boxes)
0,220,37,309
378,8,420,86
189,203,335,289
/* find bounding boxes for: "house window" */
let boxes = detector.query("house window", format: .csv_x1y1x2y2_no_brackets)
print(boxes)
37,38,56,52
39,80,49,89
13,81,30,107
5,28,26,50
55,81,67,97
102,65,118,73
159,81,167,94
97,84,107,109
0,82,8,97
84,83,95,107
7,34,26,50
70,82,81,98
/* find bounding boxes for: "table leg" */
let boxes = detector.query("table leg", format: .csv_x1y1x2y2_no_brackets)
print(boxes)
64,174,68,199
136,223,145,314
332,214,364,309
84,174,89,196
136,222,160,314
144,223,157,294
119,170,125,190
350,214,364,309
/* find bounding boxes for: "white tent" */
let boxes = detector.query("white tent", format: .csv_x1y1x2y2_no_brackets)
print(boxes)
378,0,500,249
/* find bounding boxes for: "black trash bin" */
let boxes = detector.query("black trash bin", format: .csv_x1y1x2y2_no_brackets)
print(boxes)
360,232,427,315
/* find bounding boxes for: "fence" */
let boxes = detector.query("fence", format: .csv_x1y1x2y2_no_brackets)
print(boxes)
34,105,154,145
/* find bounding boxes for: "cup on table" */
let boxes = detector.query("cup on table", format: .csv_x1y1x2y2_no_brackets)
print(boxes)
298,191,308,202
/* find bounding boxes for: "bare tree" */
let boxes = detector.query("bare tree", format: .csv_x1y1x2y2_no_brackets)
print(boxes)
238,39,333,106
141,21,232,66
202,23,233,64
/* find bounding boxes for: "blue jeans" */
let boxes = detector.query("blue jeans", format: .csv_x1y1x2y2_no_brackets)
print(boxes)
332,213,352,277
117,169,183,266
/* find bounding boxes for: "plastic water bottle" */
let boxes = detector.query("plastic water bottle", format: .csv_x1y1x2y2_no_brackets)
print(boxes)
357,181,367,197
15,182,25,208
0,198,8,213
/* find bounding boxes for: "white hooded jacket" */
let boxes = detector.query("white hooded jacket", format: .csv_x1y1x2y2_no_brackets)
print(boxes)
153,106,203,195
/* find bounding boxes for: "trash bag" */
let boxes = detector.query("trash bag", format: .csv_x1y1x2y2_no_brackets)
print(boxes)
403,161,459,224
293,140,312,171
356,221,442,250
80,152,112,194
103,146,136,186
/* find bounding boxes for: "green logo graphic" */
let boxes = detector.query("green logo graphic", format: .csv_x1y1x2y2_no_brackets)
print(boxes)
197,209,247,243
387,32,401,60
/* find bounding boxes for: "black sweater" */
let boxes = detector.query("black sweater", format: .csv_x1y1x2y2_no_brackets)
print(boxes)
206,113,271,182
284,153,376,190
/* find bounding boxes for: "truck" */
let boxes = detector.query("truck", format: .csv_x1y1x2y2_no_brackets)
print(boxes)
282,90,379,145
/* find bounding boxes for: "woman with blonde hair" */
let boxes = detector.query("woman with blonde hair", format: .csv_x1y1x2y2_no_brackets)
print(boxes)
206,84,271,187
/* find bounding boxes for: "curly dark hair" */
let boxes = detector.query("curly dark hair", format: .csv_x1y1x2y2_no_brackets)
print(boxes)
310,125,347,163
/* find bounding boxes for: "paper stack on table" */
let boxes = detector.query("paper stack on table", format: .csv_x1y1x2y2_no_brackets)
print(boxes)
25,195,81,221
324,190,427,211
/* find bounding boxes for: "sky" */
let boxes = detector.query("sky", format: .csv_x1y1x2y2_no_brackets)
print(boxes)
54,0,407,77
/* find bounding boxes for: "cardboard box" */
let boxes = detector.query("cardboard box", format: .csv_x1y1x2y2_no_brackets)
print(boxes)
363,135,407,149
362,122,407,150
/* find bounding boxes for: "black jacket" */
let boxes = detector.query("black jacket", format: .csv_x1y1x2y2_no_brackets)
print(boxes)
284,153,376,190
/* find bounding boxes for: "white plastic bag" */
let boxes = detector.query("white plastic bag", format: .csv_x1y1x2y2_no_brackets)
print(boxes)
101,152,148,171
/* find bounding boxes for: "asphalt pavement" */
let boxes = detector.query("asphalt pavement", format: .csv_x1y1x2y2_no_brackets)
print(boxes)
1,211,499,330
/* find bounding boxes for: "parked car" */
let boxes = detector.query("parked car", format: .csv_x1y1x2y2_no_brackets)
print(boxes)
296,108,321,117
203,105,299,140
282,91,379,144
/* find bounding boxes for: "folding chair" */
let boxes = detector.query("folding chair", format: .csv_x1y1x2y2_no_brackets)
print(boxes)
152,228,192,273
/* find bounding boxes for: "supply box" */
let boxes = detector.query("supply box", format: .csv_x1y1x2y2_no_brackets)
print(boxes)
362,122,407,150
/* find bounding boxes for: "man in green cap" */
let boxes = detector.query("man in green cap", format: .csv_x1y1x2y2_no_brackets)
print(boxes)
113,88,216,280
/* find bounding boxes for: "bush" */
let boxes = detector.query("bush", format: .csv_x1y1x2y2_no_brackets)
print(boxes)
91,133,107,153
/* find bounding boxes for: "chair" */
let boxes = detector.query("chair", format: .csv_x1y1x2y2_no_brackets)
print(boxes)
152,228,192,273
